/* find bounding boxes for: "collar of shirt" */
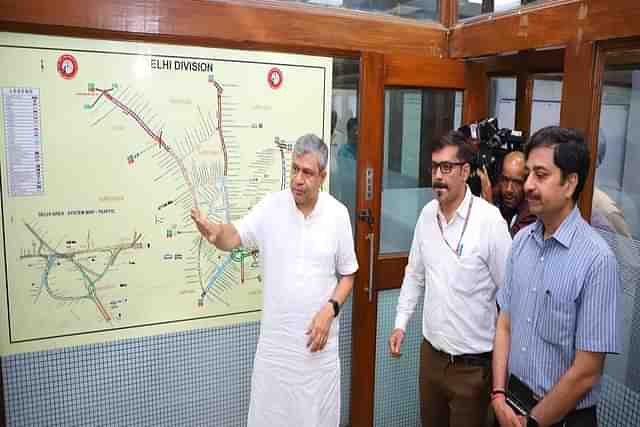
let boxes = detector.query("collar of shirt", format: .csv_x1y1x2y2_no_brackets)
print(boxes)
517,199,532,217
531,205,580,248
288,189,324,220
510,200,536,228
437,185,472,226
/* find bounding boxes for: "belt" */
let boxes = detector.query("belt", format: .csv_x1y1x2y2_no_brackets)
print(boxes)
427,340,492,366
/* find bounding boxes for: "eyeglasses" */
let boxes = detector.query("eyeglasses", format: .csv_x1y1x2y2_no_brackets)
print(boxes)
431,161,466,175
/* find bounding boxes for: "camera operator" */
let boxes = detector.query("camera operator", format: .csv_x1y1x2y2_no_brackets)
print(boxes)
478,151,536,237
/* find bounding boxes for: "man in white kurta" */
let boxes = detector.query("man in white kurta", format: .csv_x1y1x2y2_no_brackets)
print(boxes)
191,134,358,427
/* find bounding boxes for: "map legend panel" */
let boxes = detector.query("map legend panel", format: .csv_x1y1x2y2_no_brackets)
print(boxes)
2,87,44,197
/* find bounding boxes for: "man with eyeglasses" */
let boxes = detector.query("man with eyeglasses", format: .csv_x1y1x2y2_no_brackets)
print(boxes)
479,151,536,236
388,130,512,427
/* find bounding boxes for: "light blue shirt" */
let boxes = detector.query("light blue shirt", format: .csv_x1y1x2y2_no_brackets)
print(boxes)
497,206,620,409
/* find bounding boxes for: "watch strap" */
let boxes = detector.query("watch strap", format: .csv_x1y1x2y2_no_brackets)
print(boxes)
328,299,340,317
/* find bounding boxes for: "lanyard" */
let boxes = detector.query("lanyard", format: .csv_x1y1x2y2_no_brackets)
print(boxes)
510,212,518,229
437,196,474,257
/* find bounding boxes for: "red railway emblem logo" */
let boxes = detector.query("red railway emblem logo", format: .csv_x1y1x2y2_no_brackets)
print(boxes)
57,54,78,80
267,68,283,89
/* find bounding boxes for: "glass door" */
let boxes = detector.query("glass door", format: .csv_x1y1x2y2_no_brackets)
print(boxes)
349,52,466,426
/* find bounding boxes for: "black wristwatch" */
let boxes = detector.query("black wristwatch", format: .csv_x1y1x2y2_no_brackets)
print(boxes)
328,299,340,317
526,414,540,427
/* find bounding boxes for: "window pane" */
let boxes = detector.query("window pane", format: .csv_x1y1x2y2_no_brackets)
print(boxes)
459,0,554,21
530,75,563,134
594,67,640,240
489,77,516,130
380,87,463,253
277,0,440,21
594,52,640,425
329,57,360,235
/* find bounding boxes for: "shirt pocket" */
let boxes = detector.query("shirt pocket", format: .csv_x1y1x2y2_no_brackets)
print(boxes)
451,246,487,296
535,291,576,346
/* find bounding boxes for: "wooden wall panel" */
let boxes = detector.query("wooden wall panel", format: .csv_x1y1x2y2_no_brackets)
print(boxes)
450,1,581,58
375,256,408,290
560,40,598,220
0,0,447,57
482,49,564,75
515,71,534,138
384,53,465,87
463,61,489,124
440,0,457,28
450,0,640,59
560,41,597,130
586,0,640,42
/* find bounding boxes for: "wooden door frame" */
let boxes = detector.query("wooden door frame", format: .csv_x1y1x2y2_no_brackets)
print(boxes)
349,52,466,427
571,36,640,221
350,51,385,427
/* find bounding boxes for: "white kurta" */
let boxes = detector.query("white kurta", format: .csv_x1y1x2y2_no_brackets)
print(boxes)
237,190,358,427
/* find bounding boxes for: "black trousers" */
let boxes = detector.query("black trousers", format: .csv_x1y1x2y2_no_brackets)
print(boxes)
551,406,597,427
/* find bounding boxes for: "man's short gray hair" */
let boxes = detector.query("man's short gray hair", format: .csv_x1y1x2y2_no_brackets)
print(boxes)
293,133,328,172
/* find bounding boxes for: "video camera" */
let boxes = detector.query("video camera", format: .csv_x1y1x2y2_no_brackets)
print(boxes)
457,117,525,192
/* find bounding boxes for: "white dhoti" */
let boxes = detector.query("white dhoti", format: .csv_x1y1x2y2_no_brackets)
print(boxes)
237,191,358,427
247,333,340,427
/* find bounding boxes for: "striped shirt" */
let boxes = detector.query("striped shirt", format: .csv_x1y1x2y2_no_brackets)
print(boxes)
497,206,620,409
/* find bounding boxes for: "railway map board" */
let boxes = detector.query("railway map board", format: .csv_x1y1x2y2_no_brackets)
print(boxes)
0,32,331,355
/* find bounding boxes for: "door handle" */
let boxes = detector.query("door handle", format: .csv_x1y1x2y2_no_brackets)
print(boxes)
365,232,374,303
